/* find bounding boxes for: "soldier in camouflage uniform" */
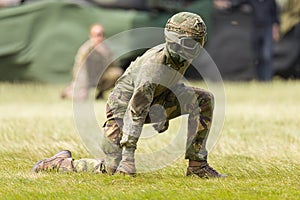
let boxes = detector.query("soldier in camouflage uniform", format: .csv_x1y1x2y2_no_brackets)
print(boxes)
61,24,123,100
32,12,226,178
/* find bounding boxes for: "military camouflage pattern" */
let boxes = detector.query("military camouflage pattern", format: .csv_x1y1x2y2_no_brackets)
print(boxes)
103,75,213,160
116,147,136,175
165,12,206,39
32,150,108,174
102,29,213,173
32,12,223,177
32,150,76,173
104,44,190,147
165,12,207,63
73,158,106,173
100,13,212,175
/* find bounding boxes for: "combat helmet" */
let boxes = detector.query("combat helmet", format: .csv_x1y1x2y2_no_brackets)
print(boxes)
165,12,207,61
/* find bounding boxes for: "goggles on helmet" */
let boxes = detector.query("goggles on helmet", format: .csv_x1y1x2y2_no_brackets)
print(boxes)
164,29,205,50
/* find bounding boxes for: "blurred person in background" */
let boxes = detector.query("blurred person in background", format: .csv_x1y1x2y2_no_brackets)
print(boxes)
215,0,280,81
61,24,123,100
0,0,24,7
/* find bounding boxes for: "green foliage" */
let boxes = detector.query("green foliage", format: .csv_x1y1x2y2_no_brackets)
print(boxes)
0,81,299,199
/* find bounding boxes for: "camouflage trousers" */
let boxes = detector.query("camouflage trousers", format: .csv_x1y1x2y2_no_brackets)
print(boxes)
101,83,214,172
69,84,214,173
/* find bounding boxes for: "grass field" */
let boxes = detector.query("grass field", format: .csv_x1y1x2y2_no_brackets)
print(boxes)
0,81,299,199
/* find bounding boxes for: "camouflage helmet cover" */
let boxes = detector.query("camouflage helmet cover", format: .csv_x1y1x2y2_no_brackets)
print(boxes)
165,12,207,61
165,12,207,39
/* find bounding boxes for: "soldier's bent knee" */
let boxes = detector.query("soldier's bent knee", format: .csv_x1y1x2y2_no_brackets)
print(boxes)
194,89,214,112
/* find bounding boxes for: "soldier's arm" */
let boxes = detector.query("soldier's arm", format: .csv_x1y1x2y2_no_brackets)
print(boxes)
271,0,280,41
120,82,156,148
72,41,92,78
72,50,83,77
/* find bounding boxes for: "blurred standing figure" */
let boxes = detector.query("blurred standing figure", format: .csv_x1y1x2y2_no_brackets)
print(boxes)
215,0,280,81
61,24,123,100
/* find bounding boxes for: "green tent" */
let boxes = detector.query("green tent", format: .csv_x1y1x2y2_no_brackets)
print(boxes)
0,0,212,83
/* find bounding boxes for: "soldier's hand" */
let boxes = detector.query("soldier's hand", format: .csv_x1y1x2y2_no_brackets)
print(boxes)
152,120,169,133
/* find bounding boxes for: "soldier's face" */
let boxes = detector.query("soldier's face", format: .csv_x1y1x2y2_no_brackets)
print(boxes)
90,26,104,46
167,41,202,62
165,30,204,61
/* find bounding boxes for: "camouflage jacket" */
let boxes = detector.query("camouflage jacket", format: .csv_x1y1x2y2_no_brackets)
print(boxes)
107,43,190,139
